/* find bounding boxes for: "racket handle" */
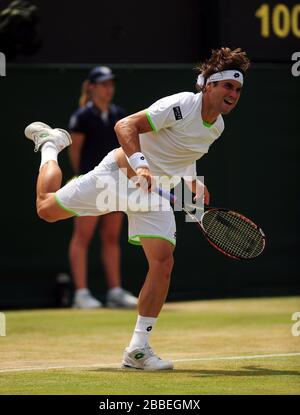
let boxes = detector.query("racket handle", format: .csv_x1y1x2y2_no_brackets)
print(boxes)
156,187,177,204
157,187,211,208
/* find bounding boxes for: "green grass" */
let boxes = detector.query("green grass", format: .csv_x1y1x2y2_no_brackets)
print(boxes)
0,297,299,394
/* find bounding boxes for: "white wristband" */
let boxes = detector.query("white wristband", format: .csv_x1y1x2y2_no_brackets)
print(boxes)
128,152,149,171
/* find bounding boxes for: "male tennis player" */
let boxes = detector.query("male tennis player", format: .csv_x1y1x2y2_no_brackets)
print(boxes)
25,47,250,370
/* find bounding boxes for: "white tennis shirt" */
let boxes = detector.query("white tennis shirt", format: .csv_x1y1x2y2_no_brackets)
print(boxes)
140,92,224,186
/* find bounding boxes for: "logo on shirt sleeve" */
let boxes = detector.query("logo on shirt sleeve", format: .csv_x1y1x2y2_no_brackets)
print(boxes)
173,106,183,120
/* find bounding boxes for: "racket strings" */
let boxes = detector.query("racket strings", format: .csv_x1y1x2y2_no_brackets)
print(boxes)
202,210,265,259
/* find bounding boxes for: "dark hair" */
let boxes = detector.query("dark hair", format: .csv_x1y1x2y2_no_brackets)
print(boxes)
196,47,251,91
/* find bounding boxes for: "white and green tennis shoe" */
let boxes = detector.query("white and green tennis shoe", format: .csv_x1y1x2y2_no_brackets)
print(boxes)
24,121,72,152
122,345,173,370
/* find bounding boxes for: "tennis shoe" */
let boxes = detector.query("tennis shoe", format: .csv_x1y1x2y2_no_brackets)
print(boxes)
121,345,173,370
106,288,138,309
72,291,103,309
24,121,72,153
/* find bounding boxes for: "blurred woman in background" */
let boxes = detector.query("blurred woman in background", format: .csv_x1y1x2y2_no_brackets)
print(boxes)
68,66,137,309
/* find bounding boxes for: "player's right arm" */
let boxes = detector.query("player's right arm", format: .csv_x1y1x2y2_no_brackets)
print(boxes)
115,110,152,155
115,111,154,190
68,132,85,174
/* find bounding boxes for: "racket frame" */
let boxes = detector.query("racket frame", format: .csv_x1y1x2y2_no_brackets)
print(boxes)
183,206,266,260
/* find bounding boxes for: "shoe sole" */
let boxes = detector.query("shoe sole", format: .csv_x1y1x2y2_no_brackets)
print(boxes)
121,363,173,371
121,364,143,370
55,128,72,146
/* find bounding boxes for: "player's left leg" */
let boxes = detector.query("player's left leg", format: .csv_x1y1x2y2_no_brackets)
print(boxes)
25,121,74,222
36,162,74,222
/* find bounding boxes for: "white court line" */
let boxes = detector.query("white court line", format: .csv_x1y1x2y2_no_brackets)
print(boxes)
0,352,299,373
172,352,300,363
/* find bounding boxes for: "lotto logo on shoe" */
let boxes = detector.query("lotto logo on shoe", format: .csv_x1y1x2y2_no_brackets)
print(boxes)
146,326,152,332
134,352,145,360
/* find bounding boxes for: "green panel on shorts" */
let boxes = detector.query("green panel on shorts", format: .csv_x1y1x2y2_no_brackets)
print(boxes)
54,193,80,217
129,234,176,247
145,110,157,132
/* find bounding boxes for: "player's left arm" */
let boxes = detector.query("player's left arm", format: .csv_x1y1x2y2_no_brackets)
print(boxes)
185,178,210,205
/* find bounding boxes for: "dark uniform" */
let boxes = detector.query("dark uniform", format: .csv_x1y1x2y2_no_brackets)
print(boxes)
69,101,126,174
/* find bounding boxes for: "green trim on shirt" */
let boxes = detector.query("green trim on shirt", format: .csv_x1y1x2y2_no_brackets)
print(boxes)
203,120,213,128
145,110,157,132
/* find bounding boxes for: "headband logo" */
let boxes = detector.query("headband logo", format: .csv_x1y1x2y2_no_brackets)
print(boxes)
234,73,240,78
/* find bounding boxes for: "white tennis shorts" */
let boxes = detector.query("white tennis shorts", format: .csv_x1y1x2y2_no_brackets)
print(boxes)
55,150,176,247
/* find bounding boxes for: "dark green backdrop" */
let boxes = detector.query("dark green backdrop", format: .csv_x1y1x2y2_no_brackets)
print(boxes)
0,63,299,308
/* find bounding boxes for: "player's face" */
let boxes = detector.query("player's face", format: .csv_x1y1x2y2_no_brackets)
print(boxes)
207,80,242,114
92,79,115,103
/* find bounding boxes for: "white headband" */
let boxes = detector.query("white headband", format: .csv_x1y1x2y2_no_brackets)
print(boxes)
197,70,244,88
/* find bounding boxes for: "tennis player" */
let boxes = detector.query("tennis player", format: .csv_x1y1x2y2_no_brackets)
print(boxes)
25,47,250,370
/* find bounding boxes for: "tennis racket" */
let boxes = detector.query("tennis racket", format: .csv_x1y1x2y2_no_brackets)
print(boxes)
157,188,266,260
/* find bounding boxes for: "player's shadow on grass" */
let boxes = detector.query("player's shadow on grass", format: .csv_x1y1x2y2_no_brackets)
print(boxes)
189,366,300,377
89,366,300,377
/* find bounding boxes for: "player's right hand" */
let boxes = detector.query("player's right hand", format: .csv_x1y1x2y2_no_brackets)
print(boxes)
135,167,155,192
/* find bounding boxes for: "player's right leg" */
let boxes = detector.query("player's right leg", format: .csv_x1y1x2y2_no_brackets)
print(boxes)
25,121,74,222
121,237,174,370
